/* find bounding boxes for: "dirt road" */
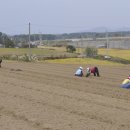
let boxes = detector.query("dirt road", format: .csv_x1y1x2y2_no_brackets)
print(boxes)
0,61,130,130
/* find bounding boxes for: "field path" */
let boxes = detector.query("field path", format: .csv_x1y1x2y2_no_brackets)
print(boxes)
0,61,130,130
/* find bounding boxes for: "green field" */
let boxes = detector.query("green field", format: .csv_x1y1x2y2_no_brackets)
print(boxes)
98,48,130,60
45,57,124,66
0,48,130,65
0,47,66,55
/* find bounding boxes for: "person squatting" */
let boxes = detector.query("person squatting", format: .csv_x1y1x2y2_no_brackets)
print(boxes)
121,75,130,89
86,66,100,77
74,66,100,77
74,66,83,77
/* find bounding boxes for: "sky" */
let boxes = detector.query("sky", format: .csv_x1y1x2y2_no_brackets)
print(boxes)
0,0,130,35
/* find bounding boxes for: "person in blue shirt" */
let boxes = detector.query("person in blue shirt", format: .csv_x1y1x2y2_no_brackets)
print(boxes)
75,67,83,77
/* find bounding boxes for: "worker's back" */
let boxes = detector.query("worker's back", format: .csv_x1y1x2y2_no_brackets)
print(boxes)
0,59,2,67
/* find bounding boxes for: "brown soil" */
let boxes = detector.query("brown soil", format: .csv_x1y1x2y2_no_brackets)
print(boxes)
0,61,130,130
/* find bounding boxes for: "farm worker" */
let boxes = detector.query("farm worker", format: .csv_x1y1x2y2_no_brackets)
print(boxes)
86,67,91,77
0,59,2,68
75,66,83,77
121,75,130,89
86,66,100,77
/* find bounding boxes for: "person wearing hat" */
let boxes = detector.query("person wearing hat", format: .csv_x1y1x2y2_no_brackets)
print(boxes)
86,66,100,77
86,67,91,77
121,75,130,89
75,66,83,77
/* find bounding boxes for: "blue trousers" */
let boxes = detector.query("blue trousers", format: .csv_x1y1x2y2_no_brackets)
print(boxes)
121,83,130,89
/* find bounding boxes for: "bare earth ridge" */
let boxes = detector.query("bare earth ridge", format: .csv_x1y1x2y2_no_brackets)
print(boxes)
0,61,130,130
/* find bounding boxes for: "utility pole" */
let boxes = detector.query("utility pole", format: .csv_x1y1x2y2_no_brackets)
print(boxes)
80,34,83,55
39,32,42,45
3,36,5,48
2,34,5,48
28,22,31,60
105,29,109,56
29,22,31,49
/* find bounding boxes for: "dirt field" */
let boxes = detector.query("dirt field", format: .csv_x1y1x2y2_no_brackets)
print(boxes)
0,61,130,130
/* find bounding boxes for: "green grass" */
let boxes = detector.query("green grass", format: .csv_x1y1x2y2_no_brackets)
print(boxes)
0,47,73,56
1,48,129,59
45,48,130,65
45,58,123,66
98,48,130,60
0,48,130,66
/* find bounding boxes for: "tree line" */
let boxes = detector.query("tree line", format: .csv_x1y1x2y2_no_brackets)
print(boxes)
0,31,130,48
0,32,14,47
12,31,130,42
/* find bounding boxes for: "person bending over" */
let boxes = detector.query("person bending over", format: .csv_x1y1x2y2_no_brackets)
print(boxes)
121,75,130,89
86,66,100,77
75,66,83,77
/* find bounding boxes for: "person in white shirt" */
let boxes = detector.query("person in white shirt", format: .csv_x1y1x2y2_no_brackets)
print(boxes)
75,67,83,77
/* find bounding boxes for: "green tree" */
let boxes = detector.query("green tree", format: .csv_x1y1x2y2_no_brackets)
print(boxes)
0,32,15,48
5,37,15,48
66,45,76,53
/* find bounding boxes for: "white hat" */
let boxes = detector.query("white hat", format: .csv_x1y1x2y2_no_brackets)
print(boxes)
79,66,83,70
87,67,90,71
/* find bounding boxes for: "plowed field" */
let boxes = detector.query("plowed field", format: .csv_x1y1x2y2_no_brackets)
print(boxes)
0,61,130,130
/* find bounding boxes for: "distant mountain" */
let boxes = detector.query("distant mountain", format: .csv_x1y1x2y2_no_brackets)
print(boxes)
82,27,130,33
87,27,108,32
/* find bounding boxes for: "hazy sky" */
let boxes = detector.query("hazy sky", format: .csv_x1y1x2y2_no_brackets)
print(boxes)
0,0,130,35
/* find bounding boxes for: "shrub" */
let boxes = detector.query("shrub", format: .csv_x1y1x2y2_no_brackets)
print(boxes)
66,45,76,53
84,47,98,57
